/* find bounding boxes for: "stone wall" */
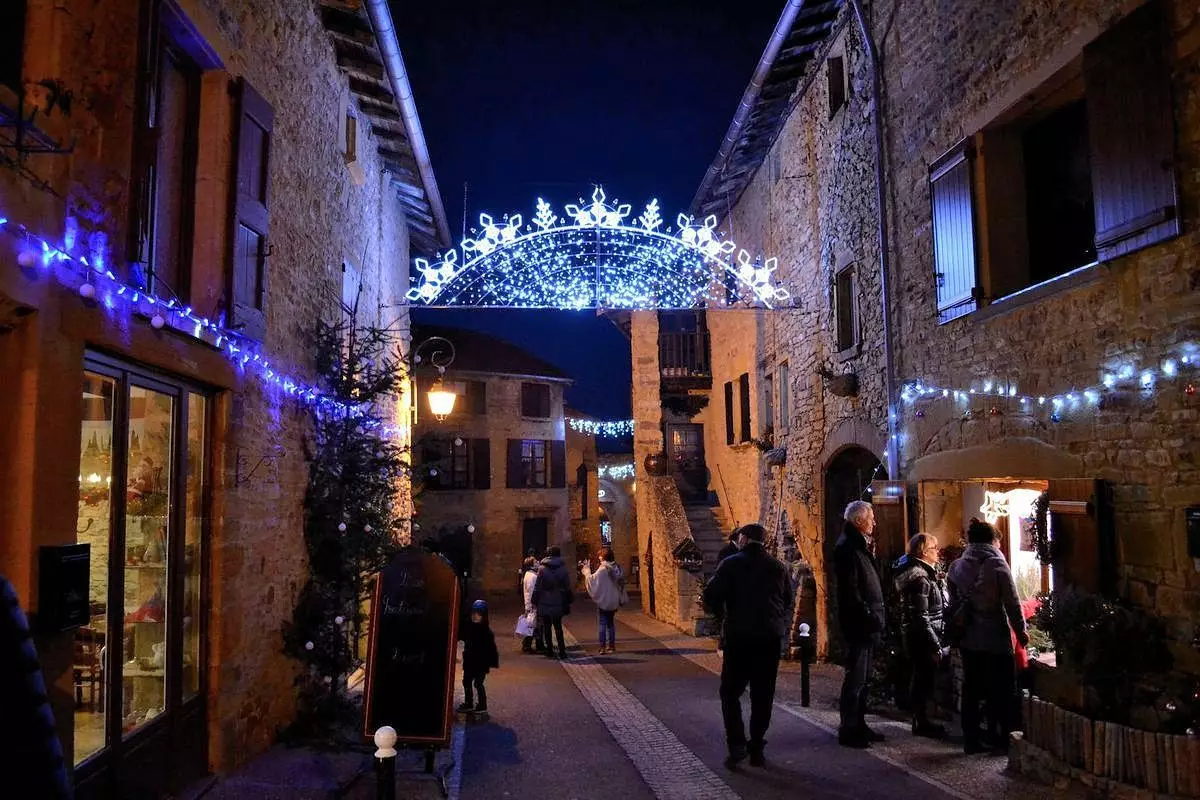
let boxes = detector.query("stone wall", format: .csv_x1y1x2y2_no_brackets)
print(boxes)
413,371,570,596
0,0,416,776
567,422,601,573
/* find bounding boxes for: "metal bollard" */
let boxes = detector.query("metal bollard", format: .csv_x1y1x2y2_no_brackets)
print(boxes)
797,623,815,708
374,726,397,800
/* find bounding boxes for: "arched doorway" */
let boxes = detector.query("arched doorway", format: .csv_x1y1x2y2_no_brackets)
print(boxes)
822,445,885,662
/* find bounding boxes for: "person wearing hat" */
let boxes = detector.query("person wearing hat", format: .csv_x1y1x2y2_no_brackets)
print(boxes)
457,599,499,715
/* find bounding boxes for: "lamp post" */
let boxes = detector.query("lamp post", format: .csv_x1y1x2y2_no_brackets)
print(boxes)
413,336,457,421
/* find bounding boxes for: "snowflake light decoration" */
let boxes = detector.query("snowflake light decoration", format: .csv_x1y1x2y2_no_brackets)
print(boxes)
406,187,791,310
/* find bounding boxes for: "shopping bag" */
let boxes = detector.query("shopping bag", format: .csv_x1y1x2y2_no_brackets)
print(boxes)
515,614,535,638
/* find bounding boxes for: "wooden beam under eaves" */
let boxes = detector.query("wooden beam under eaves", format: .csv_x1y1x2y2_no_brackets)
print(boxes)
337,52,384,80
392,180,426,200
398,200,434,224
358,100,401,122
320,6,372,38
371,126,411,145
383,161,419,183
406,216,439,239
349,76,394,104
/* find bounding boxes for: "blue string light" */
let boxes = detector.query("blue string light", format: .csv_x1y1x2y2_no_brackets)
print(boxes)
1,211,358,417
567,417,634,437
406,188,791,310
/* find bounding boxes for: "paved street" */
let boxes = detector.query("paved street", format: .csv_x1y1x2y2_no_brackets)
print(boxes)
451,599,1071,800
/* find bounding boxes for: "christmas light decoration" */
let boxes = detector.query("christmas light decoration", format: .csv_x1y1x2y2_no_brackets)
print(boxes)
598,463,635,480
405,187,791,309
1,210,358,418
567,417,634,437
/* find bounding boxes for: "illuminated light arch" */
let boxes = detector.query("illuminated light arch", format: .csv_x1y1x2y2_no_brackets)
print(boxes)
406,188,791,310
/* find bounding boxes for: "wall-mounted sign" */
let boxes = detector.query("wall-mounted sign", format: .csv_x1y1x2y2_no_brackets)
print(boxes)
362,549,461,747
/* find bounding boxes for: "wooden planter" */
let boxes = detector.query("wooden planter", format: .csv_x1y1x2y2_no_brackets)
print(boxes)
1015,695,1200,798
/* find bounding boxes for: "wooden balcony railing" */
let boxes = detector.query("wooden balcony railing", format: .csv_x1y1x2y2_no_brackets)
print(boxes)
659,331,711,379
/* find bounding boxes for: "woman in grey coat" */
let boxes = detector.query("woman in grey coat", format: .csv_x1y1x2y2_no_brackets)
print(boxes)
947,519,1028,754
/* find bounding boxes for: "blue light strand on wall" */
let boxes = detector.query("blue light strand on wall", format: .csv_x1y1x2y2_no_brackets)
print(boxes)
900,347,1197,421
567,417,634,437
405,187,792,310
1,211,360,418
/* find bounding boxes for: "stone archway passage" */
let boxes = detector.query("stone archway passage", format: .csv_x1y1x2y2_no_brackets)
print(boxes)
405,188,791,310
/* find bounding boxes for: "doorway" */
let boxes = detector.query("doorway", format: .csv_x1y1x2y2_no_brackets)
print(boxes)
666,423,706,501
521,517,549,559
822,445,885,662
73,353,210,798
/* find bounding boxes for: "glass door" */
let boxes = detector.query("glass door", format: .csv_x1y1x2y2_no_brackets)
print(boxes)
73,355,210,797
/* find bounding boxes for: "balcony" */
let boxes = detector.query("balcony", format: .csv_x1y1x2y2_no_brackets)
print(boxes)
659,330,711,390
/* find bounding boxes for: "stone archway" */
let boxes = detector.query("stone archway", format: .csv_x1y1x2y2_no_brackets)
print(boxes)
822,444,887,663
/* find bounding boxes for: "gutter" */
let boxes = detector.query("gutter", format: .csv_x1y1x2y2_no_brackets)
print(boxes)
363,0,453,249
688,0,807,215
847,0,898,479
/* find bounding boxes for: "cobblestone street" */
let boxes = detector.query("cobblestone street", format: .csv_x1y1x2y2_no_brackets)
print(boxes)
449,600,1072,800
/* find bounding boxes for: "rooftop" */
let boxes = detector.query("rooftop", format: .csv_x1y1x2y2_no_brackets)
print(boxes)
413,325,572,382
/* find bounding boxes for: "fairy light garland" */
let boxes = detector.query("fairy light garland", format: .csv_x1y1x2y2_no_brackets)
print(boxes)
567,417,634,437
1,211,358,417
406,187,791,310
598,463,635,480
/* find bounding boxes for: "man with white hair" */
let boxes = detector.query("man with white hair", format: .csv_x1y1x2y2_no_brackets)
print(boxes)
833,499,887,748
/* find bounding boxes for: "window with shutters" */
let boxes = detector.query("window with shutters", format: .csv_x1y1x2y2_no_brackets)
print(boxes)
737,373,751,444
723,381,735,446
423,436,488,490
929,142,980,323
833,264,858,353
1,1,25,89
519,440,547,488
228,78,273,341
129,7,202,305
448,438,470,489
761,372,774,442
520,382,551,419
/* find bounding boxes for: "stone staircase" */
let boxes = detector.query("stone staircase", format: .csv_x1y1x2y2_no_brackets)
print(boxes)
683,503,732,580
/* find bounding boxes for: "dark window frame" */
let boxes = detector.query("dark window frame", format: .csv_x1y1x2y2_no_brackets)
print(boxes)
723,381,735,446
1,1,26,90
520,439,548,488
520,382,551,419
778,361,790,434
827,54,847,118
737,373,751,444
834,263,859,355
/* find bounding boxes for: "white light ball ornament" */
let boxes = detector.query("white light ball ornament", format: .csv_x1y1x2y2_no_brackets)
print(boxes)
467,524,476,533
334,616,345,626
338,522,347,532
16,250,37,268
78,282,96,299
150,314,165,329
304,641,314,651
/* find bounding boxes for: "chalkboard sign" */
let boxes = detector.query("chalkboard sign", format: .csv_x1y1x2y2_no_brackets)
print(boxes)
363,548,461,746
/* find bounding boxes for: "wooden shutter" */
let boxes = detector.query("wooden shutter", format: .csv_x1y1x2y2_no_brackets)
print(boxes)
1048,479,1116,595
228,78,273,341
468,381,487,415
724,381,734,445
870,481,908,567
505,439,523,488
737,373,751,443
520,384,535,417
1084,1,1179,261
471,438,490,490
549,440,566,489
128,0,163,273
929,142,979,323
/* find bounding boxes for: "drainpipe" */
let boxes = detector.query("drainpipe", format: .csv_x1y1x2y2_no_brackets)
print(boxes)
688,0,806,214
363,0,453,249
848,0,898,480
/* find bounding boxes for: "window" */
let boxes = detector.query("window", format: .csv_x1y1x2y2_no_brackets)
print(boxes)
930,2,1178,317
521,440,546,487
761,372,774,441
341,261,361,316
769,146,783,184
724,381,735,445
466,380,487,415
827,54,846,118
778,362,790,434
449,438,470,489
423,437,489,490
1,1,25,89
834,264,858,352
506,439,565,488
520,382,551,418
737,373,751,443
130,21,201,304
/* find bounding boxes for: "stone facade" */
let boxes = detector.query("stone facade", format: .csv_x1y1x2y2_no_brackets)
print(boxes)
412,364,571,597
598,453,639,579
0,0,430,786
567,415,602,574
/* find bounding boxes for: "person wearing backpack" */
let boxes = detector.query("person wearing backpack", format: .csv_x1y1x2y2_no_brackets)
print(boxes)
947,519,1028,754
533,546,573,660
582,547,627,654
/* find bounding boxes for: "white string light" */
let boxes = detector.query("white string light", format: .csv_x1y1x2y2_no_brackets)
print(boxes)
405,187,791,310
567,417,634,437
598,463,636,480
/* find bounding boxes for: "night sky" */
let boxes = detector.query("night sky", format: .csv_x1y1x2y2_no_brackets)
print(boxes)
394,1,783,432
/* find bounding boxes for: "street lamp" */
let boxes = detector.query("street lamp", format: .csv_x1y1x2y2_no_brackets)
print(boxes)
413,336,457,421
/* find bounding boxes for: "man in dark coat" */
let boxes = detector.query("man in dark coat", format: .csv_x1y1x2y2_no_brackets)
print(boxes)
893,533,947,738
703,523,794,769
533,546,573,659
0,574,72,799
716,532,740,563
833,500,887,748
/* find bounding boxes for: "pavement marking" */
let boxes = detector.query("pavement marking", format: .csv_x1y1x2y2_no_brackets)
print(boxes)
616,613,971,800
557,627,741,800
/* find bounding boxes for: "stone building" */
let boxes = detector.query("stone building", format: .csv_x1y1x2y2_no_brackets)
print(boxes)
0,0,447,794
566,410,603,573
634,0,1200,678
598,453,639,580
412,326,573,597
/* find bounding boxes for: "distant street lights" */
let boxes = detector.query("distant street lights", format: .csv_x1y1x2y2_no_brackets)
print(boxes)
413,336,457,421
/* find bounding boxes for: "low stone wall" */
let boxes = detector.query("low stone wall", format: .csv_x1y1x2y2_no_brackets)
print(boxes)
1009,695,1200,798
642,475,703,630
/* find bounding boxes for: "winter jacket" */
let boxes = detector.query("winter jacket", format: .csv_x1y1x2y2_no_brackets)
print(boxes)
833,522,886,645
717,540,739,562
534,556,573,618
583,562,624,612
0,575,71,800
892,555,946,657
702,542,795,646
522,569,538,617
461,616,499,676
947,543,1027,655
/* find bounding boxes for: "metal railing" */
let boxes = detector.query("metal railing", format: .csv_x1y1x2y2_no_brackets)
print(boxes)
659,331,711,378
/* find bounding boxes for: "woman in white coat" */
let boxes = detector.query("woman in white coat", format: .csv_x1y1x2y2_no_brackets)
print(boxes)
520,557,540,653
582,548,625,654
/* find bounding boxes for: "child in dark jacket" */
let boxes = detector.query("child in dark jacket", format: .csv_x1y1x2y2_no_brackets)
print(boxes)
458,599,499,713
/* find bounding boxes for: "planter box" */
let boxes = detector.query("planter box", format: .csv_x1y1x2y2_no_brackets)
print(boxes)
1011,695,1200,798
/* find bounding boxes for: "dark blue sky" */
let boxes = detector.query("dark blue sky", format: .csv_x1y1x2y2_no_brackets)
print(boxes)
395,1,783,424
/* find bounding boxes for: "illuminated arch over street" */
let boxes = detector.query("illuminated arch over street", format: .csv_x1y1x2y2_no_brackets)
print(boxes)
406,188,790,310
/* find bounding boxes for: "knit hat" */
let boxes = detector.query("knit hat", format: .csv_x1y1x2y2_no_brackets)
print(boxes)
471,599,488,612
